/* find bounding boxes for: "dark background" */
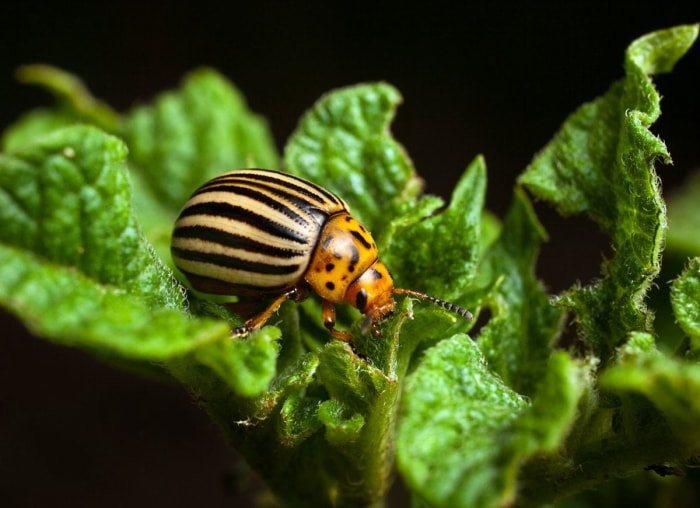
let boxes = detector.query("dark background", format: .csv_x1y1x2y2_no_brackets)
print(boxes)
1,3,699,507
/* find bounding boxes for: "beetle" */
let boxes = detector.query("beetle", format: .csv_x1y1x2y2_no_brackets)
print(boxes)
171,169,472,342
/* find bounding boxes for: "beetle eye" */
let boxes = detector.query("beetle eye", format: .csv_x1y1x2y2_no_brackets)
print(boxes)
355,288,368,312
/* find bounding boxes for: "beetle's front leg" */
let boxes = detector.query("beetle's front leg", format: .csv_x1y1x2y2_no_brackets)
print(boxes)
321,299,355,343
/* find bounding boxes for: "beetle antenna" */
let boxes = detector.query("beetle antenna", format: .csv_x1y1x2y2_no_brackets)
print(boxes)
393,288,473,321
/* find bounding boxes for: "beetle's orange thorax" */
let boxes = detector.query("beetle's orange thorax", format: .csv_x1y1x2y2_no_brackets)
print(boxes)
305,212,382,304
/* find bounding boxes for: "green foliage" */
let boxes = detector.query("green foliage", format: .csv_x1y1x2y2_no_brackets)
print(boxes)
124,68,279,210
2,24,700,508
284,82,423,237
476,188,566,396
397,337,590,507
671,258,700,347
383,155,485,303
518,26,695,364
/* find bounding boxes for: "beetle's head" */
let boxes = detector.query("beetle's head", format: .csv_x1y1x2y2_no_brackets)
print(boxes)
344,260,396,335
344,260,474,337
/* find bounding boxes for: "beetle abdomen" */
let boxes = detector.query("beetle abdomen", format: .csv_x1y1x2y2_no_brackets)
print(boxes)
171,169,349,295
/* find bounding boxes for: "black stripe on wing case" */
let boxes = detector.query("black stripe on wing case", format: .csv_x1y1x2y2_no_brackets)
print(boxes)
171,247,302,275
177,201,309,244
173,225,306,259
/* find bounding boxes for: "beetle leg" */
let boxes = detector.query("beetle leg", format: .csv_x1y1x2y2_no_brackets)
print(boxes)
231,290,295,337
321,299,355,343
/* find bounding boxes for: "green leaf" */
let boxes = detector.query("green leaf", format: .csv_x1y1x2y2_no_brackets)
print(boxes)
317,342,392,408
278,392,324,446
477,188,565,395
123,67,279,210
2,109,78,153
284,82,423,235
0,125,236,361
397,335,589,508
397,334,525,508
601,332,700,448
0,244,229,359
317,398,365,446
0,125,180,306
383,156,486,303
519,24,698,362
510,353,598,507
194,327,281,397
626,23,700,75
671,258,700,351
667,172,700,257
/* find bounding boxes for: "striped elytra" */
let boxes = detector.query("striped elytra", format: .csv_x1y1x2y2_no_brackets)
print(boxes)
171,169,472,342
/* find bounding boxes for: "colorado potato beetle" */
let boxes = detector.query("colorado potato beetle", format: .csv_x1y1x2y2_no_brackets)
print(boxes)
171,169,472,342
